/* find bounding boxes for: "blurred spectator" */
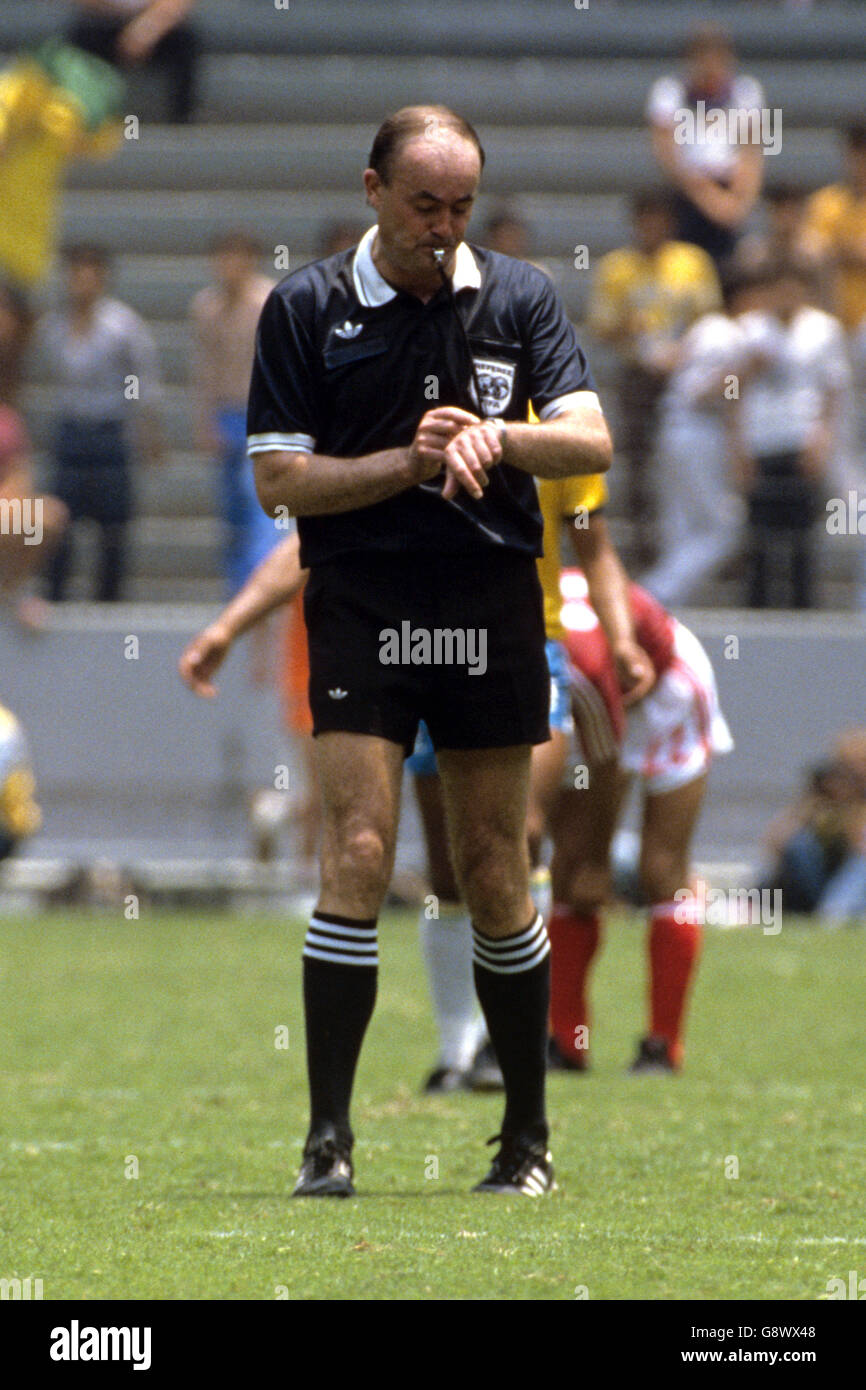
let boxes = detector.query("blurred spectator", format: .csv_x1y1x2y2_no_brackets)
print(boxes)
483,208,531,259
317,221,371,258
587,189,720,566
481,207,549,275
0,701,41,862
761,731,866,924
640,270,746,607
0,285,68,629
733,258,852,608
646,24,765,268
67,1,198,124
743,188,862,583
190,231,277,598
735,185,824,279
0,38,123,290
804,124,866,345
804,122,866,489
0,282,33,406
34,245,164,602
0,401,68,631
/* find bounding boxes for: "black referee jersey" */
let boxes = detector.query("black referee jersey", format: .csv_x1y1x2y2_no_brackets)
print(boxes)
247,227,597,569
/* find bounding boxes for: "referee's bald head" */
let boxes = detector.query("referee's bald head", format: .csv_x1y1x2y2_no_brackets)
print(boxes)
368,106,486,185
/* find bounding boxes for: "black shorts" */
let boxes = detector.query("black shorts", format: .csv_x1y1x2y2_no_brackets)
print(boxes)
748,451,818,531
303,550,550,754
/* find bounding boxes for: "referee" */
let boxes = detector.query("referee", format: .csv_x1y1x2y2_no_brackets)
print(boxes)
248,105,612,1197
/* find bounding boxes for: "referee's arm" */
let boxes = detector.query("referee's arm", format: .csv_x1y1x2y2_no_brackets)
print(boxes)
253,405,478,517
474,393,612,481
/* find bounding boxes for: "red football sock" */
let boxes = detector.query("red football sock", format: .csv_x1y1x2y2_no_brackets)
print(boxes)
548,905,602,1064
647,899,703,1068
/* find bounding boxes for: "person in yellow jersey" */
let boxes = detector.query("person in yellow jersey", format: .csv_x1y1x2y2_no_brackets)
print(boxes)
0,39,124,290
804,122,866,577
588,190,720,566
0,702,41,862
526,465,654,898
804,124,866,341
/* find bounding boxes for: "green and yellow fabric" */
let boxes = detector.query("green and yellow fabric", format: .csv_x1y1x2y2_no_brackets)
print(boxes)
0,39,126,286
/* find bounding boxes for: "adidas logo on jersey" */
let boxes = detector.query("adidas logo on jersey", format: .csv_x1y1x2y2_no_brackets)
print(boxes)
334,320,363,339
328,688,348,700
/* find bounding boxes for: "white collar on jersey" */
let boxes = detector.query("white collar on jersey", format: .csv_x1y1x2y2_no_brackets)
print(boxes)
352,225,481,307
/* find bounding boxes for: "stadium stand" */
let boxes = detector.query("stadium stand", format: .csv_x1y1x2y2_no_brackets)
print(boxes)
1,2,865,893
2,0,865,602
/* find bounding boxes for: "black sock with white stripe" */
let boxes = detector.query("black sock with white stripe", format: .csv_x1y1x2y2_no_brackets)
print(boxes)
473,914,550,1142
302,911,378,1146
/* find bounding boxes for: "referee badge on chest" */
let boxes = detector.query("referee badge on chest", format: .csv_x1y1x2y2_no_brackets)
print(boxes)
470,357,516,418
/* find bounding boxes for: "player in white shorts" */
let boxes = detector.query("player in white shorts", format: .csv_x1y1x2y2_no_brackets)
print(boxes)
548,568,733,1073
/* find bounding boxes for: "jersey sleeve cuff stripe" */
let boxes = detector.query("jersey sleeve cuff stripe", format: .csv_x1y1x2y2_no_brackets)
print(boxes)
538,391,602,421
247,432,315,455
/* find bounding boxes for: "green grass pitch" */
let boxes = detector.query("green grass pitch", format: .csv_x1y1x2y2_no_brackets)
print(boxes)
1,909,863,1301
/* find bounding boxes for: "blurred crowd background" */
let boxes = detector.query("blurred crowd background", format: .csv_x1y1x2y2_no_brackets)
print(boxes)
0,0,864,906
1,0,865,616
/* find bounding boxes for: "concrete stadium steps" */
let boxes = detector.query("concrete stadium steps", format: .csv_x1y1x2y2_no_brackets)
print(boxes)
32,444,863,605
28,452,221,521
4,1,866,60
29,317,204,390
55,514,222,595
27,304,620,394
58,188,628,262
136,455,218,518
3,0,862,610
43,251,596,329
47,252,571,326
117,516,220,581
23,385,191,452
602,517,863,609
35,260,596,355
77,257,213,323
25,305,199,388
193,56,865,130
24,316,623,404
66,122,846,195
149,321,196,387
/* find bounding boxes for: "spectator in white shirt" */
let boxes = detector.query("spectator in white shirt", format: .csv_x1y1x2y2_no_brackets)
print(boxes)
34,243,164,601
640,272,748,607
733,258,853,608
646,24,766,268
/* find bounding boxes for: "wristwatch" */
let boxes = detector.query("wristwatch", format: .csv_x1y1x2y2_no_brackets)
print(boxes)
486,417,507,448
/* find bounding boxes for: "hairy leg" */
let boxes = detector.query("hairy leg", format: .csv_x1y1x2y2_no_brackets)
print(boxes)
315,731,405,918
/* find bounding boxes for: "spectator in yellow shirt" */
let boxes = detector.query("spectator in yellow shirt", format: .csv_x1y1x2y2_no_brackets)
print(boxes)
0,40,123,290
587,189,720,566
805,123,866,336
804,123,866,608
